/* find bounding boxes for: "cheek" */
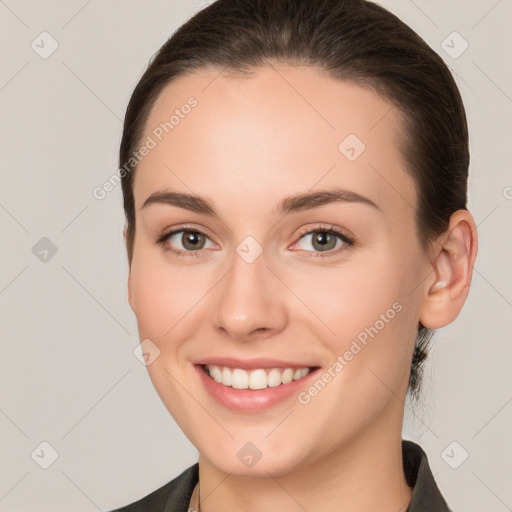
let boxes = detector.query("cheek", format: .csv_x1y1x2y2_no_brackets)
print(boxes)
286,251,418,391
129,251,223,373
280,251,406,339
129,253,201,343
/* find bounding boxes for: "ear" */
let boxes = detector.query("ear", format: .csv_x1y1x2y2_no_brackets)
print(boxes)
123,225,136,313
419,209,478,329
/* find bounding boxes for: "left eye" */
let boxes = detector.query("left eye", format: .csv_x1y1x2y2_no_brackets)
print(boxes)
293,229,349,253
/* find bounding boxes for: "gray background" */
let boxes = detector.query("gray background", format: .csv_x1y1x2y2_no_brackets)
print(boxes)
0,0,511,510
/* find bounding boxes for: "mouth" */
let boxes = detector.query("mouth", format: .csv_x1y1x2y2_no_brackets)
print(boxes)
194,361,322,413
200,364,318,390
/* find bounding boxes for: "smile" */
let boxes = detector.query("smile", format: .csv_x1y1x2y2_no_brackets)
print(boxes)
204,364,312,390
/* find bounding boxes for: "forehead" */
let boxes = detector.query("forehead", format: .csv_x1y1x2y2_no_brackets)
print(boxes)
134,65,416,221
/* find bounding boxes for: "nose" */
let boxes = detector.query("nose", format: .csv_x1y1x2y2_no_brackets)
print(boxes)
211,247,288,342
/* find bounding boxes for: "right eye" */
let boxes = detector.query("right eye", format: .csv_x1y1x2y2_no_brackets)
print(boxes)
155,228,217,257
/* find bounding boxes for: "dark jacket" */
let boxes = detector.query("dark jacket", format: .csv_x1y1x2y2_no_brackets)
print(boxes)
109,440,451,511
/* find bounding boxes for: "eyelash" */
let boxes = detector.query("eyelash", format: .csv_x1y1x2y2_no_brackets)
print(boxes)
153,223,355,260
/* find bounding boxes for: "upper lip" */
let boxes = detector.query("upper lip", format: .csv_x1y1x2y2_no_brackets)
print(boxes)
195,357,319,371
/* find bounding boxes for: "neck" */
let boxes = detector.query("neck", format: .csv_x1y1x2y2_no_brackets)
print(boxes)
192,407,413,512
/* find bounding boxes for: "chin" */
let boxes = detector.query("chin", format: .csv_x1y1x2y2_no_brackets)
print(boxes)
199,441,310,479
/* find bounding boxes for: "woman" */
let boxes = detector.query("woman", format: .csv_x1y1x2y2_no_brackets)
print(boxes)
110,0,477,510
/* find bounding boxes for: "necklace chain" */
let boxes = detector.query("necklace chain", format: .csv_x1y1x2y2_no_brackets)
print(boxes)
188,481,201,512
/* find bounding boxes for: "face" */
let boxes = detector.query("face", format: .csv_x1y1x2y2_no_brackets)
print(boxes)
127,65,432,477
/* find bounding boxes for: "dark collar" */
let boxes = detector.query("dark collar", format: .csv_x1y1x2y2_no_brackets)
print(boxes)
110,440,451,511
402,440,452,511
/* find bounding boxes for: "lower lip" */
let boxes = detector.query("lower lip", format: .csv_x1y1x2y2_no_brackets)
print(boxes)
195,365,320,413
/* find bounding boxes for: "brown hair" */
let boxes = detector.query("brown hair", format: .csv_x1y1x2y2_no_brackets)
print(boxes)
119,0,469,400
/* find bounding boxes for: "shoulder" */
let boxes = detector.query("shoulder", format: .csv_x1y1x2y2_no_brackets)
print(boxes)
107,463,199,512
402,440,453,512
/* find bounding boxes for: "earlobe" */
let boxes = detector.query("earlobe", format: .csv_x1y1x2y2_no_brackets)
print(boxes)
419,210,478,329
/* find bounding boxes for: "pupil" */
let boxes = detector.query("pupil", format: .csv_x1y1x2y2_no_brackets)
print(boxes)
317,233,328,245
183,231,203,250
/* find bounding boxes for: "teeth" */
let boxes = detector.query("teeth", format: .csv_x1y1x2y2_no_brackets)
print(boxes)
211,366,222,383
205,365,312,390
267,368,282,387
221,366,232,386
281,368,294,384
232,368,249,389
248,369,267,390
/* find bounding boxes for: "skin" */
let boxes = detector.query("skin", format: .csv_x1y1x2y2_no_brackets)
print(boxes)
125,64,477,512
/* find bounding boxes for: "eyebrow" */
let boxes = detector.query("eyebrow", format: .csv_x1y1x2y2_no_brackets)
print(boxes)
140,187,381,216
